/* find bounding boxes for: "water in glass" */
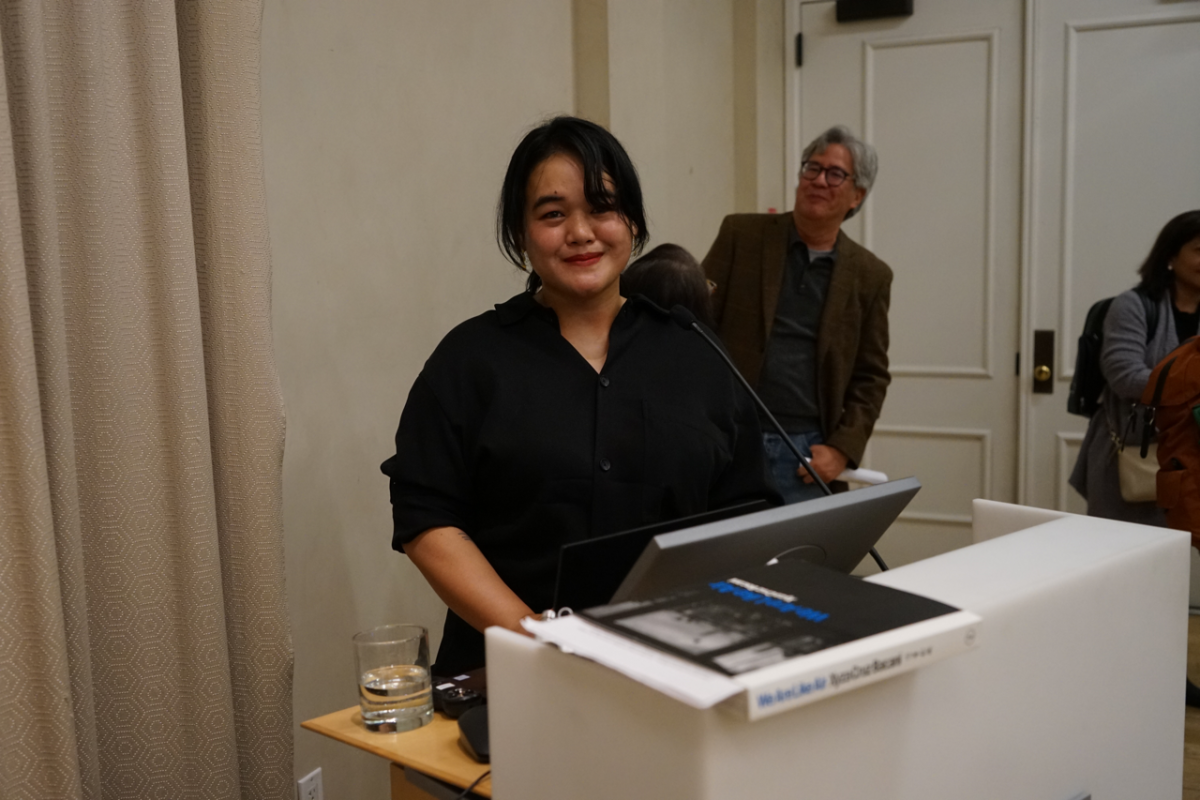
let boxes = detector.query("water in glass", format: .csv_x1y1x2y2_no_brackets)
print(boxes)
359,663,433,732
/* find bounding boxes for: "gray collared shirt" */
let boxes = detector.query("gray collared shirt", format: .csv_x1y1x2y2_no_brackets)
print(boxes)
756,225,836,433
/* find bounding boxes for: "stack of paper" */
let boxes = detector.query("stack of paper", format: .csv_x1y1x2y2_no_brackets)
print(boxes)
522,560,981,720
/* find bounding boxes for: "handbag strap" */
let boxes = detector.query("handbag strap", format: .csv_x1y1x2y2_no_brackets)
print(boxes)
1141,356,1176,457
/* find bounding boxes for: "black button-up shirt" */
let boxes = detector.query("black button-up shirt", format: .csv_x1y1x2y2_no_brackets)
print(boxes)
382,292,778,671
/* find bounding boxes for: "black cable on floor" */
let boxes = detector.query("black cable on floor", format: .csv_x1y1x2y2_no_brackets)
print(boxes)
454,769,490,799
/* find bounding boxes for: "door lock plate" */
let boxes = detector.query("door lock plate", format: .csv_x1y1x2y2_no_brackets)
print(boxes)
1033,330,1055,393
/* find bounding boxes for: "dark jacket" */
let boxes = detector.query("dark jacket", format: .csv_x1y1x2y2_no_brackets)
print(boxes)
701,213,892,466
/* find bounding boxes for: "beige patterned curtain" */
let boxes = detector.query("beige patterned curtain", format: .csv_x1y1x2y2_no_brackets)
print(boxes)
0,2,292,799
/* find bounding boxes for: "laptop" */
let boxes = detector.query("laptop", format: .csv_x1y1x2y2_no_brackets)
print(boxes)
551,500,772,612
552,477,921,610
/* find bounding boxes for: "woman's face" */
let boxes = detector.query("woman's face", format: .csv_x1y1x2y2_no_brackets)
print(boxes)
523,153,633,304
1172,236,1200,295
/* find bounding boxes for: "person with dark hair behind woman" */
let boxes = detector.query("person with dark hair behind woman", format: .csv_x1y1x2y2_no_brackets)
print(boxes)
381,117,779,674
620,243,716,329
1070,210,1200,525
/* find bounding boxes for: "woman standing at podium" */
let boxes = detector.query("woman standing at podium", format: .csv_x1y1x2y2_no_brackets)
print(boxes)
381,117,779,674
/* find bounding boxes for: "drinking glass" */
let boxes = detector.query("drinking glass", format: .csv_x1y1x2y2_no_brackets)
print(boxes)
353,623,433,732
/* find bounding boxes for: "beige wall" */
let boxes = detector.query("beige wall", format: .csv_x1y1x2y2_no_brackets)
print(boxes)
753,0,787,214
262,2,572,797
604,0,785,260
262,1,784,797
608,0,737,259
735,0,788,215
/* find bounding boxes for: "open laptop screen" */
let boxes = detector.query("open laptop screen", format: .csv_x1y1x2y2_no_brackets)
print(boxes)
551,500,771,612
611,477,920,604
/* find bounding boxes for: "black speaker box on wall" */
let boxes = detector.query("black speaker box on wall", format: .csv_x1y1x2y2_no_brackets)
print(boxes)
836,0,914,23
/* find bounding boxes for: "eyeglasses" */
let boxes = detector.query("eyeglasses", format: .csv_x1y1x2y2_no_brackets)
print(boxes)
800,161,853,187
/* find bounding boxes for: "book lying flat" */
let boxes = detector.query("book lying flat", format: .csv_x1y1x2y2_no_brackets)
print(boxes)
524,559,980,720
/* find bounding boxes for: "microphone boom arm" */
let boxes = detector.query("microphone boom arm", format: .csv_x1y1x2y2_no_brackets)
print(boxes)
669,304,888,572
683,319,832,496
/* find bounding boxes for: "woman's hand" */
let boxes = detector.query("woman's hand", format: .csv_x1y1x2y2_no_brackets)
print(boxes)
402,526,537,636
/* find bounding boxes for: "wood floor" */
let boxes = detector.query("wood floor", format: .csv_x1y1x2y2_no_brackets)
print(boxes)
1184,615,1200,798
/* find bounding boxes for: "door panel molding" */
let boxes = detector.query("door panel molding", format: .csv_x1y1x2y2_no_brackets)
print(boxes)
891,366,992,378
865,425,993,523
1068,8,1200,33
1057,10,1200,378
863,31,999,377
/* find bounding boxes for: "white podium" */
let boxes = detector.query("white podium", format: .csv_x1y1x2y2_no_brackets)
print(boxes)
485,502,1190,799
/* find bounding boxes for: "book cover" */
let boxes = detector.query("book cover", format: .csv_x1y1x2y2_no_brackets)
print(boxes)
579,559,981,719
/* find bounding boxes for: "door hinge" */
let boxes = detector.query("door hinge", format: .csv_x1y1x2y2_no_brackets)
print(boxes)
795,32,803,67
1015,351,1020,376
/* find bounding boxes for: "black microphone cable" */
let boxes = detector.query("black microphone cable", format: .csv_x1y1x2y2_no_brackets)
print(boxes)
669,304,888,572
453,769,490,799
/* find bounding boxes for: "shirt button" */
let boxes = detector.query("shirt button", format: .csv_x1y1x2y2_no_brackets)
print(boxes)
599,376,610,387
599,458,612,471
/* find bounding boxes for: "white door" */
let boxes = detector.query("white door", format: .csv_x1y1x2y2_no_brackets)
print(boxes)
1022,0,1200,512
786,0,1025,569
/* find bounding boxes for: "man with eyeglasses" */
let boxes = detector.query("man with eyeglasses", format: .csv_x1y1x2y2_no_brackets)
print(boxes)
702,125,891,502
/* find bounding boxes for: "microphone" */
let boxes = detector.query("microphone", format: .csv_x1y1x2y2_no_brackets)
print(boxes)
670,304,889,571
669,306,831,495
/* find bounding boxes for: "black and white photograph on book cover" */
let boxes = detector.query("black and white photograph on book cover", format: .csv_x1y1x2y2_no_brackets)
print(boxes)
580,558,961,676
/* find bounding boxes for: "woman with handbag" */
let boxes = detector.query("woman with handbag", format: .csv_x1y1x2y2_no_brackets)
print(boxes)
1069,210,1200,523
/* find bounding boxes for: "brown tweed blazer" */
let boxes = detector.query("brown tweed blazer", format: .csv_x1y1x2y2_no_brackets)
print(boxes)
701,213,892,467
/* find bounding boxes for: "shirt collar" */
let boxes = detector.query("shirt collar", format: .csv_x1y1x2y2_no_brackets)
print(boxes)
789,223,840,265
494,291,650,326
789,221,842,253
495,291,554,326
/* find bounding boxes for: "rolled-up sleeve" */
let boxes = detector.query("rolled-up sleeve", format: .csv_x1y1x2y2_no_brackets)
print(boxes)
381,374,472,550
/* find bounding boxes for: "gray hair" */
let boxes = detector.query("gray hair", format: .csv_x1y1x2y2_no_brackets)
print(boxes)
800,125,878,219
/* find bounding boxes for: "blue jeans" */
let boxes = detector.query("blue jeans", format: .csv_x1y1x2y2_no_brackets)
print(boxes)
762,431,827,504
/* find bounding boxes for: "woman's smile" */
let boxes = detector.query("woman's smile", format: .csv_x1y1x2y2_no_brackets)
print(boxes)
523,152,633,306
564,252,603,266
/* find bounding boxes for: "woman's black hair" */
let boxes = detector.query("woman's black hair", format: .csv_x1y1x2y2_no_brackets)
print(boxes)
1136,210,1200,302
620,243,716,329
497,116,649,293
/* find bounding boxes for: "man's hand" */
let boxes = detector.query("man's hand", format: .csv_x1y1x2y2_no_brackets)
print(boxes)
799,444,848,484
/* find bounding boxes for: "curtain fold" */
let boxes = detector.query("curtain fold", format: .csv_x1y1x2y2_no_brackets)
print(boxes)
177,3,293,797
0,2,291,798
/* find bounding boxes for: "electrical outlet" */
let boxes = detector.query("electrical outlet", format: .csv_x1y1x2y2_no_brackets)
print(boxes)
297,767,323,800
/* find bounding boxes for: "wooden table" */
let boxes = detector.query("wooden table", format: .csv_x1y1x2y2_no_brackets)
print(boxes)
301,706,492,799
